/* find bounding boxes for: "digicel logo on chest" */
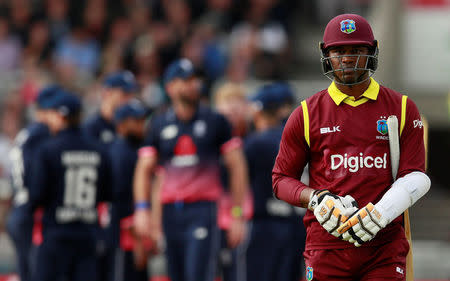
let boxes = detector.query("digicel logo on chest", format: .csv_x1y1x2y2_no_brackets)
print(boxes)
330,153,387,173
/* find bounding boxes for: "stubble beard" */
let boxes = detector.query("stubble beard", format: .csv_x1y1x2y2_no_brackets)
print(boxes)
334,69,369,86
180,96,199,109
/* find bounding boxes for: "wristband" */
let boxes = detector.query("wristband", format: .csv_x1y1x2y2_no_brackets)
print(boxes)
231,205,243,219
135,201,150,210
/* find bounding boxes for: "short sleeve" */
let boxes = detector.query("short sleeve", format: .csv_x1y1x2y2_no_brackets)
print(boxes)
139,117,160,158
143,119,157,148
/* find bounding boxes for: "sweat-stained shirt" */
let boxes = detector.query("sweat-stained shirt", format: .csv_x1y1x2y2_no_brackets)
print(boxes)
272,78,426,250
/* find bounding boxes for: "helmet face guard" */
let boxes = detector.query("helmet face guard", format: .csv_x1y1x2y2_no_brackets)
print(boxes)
320,42,379,86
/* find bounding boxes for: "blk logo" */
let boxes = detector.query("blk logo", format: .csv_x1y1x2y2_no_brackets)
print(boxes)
320,126,340,134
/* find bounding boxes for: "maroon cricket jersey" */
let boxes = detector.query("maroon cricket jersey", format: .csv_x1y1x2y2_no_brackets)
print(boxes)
272,78,426,250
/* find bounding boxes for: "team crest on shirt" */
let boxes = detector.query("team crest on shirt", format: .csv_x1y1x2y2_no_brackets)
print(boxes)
306,266,313,281
193,120,206,137
100,130,115,143
340,19,356,34
161,125,178,140
376,117,388,135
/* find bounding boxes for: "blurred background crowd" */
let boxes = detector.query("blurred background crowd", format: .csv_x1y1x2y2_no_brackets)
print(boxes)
0,0,448,280
0,0,375,200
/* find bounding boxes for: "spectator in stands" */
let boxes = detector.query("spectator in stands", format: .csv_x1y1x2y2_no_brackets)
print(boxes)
17,17,53,106
0,14,21,73
149,21,179,70
0,93,24,145
82,0,108,46
23,18,52,69
101,16,134,74
226,25,257,83
163,0,192,41
181,22,227,85
45,0,71,44
132,34,166,111
198,0,235,32
228,17,289,80
52,20,101,85
213,82,250,138
128,3,153,37
9,0,33,46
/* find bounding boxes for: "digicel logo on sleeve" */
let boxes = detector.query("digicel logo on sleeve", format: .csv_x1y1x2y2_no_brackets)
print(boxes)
330,153,387,173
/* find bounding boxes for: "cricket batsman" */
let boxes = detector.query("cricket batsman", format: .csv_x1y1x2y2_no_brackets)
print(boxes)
272,14,431,280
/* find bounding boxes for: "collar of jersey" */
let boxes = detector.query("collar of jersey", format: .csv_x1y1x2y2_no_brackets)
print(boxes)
328,77,380,107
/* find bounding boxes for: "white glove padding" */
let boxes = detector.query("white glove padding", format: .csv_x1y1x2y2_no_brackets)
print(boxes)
308,190,358,238
337,203,388,247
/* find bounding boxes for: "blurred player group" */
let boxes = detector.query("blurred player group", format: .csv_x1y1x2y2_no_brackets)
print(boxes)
5,57,306,281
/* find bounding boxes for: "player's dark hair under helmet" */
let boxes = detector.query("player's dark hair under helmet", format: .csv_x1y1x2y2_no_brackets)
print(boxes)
320,14,379,86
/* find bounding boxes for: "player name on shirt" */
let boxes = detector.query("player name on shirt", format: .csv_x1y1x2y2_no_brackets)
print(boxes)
61,151,101,165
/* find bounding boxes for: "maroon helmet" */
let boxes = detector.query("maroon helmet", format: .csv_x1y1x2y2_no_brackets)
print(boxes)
320,14,379,85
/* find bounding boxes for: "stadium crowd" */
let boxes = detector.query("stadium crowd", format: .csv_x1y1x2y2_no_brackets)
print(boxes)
0,0,296,126
0,0,298,231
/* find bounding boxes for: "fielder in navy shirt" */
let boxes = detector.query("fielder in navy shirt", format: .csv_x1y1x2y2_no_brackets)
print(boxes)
6,85,60,281
29,91,112,281
245,83,306,281
83,71,138,145
133,58,249,281
82,71,137,281
109,100,150,281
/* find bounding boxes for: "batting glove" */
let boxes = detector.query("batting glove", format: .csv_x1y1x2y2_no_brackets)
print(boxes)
336,203,388,247
308,190,358,238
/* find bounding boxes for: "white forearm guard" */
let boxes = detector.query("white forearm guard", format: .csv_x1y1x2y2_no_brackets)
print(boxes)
376,171,431,224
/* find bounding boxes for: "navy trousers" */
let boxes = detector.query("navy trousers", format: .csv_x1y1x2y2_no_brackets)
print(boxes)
6,207,33,281
32,236,96,281
246,218,306,281
163,201,220,281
